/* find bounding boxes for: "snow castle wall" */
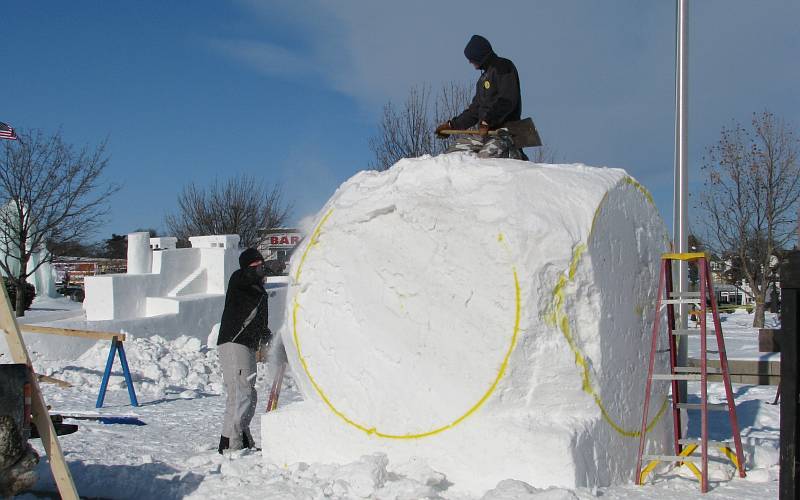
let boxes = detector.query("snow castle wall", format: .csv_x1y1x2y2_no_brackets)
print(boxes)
10,234,243,360
261,155,673,494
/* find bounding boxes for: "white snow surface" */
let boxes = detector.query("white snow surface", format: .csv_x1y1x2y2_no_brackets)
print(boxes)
17,314,780,499
264,155,672,493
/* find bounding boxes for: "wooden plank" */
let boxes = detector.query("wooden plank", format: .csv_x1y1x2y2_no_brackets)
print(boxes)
0,282,79,500
37,374,73,388
21,324,125,341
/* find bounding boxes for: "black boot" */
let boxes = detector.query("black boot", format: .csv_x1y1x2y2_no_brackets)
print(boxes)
218,435,230,454
242,432,261,451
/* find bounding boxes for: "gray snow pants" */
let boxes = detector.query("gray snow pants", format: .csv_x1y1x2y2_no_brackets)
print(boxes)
218,342,257,450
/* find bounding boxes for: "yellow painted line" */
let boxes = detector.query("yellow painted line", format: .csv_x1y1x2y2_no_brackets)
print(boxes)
294,208,334,283
292,209,521,439
622,176,655,206
546,176,669,437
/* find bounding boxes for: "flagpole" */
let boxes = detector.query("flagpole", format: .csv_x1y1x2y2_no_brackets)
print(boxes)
673,0,689,400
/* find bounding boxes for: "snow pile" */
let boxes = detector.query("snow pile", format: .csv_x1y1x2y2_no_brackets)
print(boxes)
32,335,233,398
185,452,579,499
262,154,672,494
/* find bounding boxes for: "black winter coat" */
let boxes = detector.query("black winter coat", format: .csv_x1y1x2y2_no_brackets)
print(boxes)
451,53,522,130
217,267,270,350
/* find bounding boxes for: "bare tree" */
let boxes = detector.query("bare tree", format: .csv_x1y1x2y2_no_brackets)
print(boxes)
696,111,800,327
369,82,472,171
528,144,558,163
434,81,474,131
165,174,292,249
0,129,119,316
370,81,555,169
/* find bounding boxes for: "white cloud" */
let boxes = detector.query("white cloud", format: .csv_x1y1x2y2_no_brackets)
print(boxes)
207,38,313,78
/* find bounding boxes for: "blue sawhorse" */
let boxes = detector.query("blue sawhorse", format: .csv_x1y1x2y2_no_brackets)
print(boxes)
96,336,139,408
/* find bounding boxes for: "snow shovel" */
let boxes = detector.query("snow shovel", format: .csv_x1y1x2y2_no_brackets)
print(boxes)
265,362,287,412
438,117,542,148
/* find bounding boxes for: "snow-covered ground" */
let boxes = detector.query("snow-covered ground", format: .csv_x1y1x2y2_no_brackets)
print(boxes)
687,308,780,362
12,304,780,499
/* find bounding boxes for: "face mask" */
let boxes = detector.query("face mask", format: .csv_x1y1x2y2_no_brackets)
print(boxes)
248,263,266,279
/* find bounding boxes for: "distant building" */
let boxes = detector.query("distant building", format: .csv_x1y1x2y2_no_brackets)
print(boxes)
52,258,127,285
707,254,782,308
258,228,303,269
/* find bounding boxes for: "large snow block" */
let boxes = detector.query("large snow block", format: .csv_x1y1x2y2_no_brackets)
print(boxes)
262,155,672,494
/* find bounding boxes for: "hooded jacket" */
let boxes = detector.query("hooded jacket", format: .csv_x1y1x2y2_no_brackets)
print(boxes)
451,35,522,130
216,253,270,350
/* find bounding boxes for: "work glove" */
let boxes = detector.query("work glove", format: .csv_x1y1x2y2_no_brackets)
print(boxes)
435,121,452,138
255,329,272,363
478,121,490,139
255,347,266,363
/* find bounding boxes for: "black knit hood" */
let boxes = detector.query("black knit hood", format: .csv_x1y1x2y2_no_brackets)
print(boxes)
238,248,264,269
464,35,494,67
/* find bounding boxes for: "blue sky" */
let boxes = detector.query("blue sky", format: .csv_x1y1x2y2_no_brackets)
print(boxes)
2,1,798,241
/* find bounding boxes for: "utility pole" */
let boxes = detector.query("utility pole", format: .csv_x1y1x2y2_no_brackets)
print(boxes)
673,0,690,401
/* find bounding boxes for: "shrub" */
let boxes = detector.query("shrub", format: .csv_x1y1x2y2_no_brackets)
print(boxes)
2,277,36,311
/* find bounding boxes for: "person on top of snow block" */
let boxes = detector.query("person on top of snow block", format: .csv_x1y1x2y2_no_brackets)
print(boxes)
216,247,272,454
435,34,527,160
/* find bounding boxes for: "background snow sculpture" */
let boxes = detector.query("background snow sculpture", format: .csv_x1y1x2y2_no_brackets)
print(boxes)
262,154,673,494
0,201,58,299
4,234,245,360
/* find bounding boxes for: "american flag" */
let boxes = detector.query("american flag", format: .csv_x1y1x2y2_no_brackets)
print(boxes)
0,122,18,140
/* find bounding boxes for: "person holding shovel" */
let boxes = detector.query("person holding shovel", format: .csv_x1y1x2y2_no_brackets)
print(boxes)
435,34,527,160
216,248,272,453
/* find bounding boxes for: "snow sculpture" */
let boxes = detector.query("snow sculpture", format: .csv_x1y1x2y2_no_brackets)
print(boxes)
149,237,178,251
262,154,672,494
6,233,245,360
83,234,240,323
9,233,290,360
126,232,152,275
0,201,58,298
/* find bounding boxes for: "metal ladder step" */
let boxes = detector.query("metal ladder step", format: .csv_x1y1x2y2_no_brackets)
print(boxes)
672,328,698,335
671,329,721,336
642,454,701,463
651,373,701,381
670,292,702,299
663,298,700,305
673,366,722,374
675,403,728,411
679,438,731,447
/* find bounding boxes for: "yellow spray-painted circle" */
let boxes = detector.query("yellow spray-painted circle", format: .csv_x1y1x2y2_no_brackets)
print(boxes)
545,176,669,437
292,210,520,439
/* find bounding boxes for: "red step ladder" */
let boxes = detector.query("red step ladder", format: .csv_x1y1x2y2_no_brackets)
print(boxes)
635,252,746,492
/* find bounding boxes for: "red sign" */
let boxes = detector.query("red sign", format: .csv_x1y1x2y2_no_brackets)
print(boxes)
269,235,301,246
